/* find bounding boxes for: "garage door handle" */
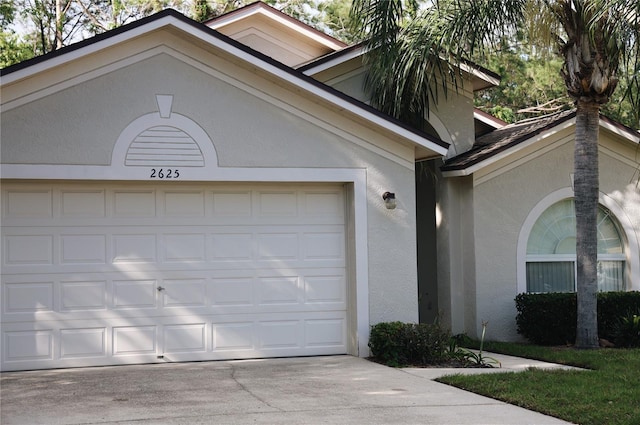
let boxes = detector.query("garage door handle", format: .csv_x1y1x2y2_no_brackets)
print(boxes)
157,286,165,292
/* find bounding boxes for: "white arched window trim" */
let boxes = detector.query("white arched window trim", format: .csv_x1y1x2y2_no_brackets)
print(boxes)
517,187,640,293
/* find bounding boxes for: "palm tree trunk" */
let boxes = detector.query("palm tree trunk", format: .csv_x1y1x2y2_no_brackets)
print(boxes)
574,100,600,349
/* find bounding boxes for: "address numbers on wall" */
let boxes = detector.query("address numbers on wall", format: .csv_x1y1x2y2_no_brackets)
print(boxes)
150,168,180,179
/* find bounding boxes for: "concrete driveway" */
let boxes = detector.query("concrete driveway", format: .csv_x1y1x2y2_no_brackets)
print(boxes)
1,355,573,425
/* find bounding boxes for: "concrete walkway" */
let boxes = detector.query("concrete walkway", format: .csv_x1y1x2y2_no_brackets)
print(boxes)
1,355,576,425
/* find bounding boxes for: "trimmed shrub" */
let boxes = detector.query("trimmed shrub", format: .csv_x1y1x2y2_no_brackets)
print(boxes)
515,293,577,345
368,321,450,367
515,291,640,346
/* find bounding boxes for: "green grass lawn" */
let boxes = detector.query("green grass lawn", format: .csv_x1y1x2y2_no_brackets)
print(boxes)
437,342,640,425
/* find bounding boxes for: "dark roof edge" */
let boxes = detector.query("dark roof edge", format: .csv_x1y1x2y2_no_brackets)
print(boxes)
459,58,501,82
600,114,640,140
441,110,576,172
1,9,184,76
1,9,448,151
297,42,364,72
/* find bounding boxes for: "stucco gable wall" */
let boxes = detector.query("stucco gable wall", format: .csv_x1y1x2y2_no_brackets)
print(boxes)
470,132,640,341
4,55,417,165
313,57,475,153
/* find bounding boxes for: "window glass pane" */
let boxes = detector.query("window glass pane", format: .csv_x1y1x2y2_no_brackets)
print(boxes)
527,200,576,255
526,262,575,293
598,261,625,291
597,209,624,254
527,200,625,255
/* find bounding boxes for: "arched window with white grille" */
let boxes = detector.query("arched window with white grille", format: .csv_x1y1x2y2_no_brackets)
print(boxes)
525,199,626,293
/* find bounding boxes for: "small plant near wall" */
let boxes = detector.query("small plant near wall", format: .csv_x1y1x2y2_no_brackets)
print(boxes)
450,321,501,368
368,321,500,368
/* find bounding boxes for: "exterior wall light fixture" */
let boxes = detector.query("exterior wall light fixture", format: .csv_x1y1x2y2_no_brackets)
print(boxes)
382,192,397,209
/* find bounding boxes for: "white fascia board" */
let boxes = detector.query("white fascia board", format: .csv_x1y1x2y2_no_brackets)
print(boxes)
600,118,640,145
301,46,366,75
473,109,506,129
458,61,500,88
442,117,577,177
2,15,447,157
208,5,345,51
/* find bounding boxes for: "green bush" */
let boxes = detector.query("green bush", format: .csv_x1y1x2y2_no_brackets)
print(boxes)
598,292,640,341
611,310,640,348
368,321,450,367
515,291,640,346
515,293,577,345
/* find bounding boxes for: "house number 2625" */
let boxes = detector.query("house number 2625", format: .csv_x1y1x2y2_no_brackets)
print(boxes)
150,168,180,179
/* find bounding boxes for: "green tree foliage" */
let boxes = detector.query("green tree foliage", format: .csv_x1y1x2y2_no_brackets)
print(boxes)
2,0,356,68
0,31,33,67
474,46,570,124
475,34,638,129
5,0,187,61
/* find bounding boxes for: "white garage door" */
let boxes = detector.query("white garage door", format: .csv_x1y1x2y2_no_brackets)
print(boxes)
1,182,348,371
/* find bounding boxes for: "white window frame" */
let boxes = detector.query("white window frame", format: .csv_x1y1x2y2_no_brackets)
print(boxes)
517,188,640,294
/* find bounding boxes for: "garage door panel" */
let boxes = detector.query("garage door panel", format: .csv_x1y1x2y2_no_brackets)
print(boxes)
113,234,157,263
162,191,205,217
112,190,156,217
4,281,54,313
60,190,106,217
305,319,347,347
60,281,107,311
210,233,253,260
4,330,54,362
163,323,207,353
162,233,207,262
303,232,344,259
212,322,255,351
211,192,252,217
60,234,107,264
257,276,300,305
257,233,298,259
304,275,346,304
113,325,157,356
257,191,298,216
258,320,301,349
113,279,158,310
60,328,107,359
1,182,347,371
4,234,54,265
162,279,207,307
4,189,54,218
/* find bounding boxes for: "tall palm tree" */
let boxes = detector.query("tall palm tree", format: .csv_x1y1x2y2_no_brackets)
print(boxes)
350,0,639,348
